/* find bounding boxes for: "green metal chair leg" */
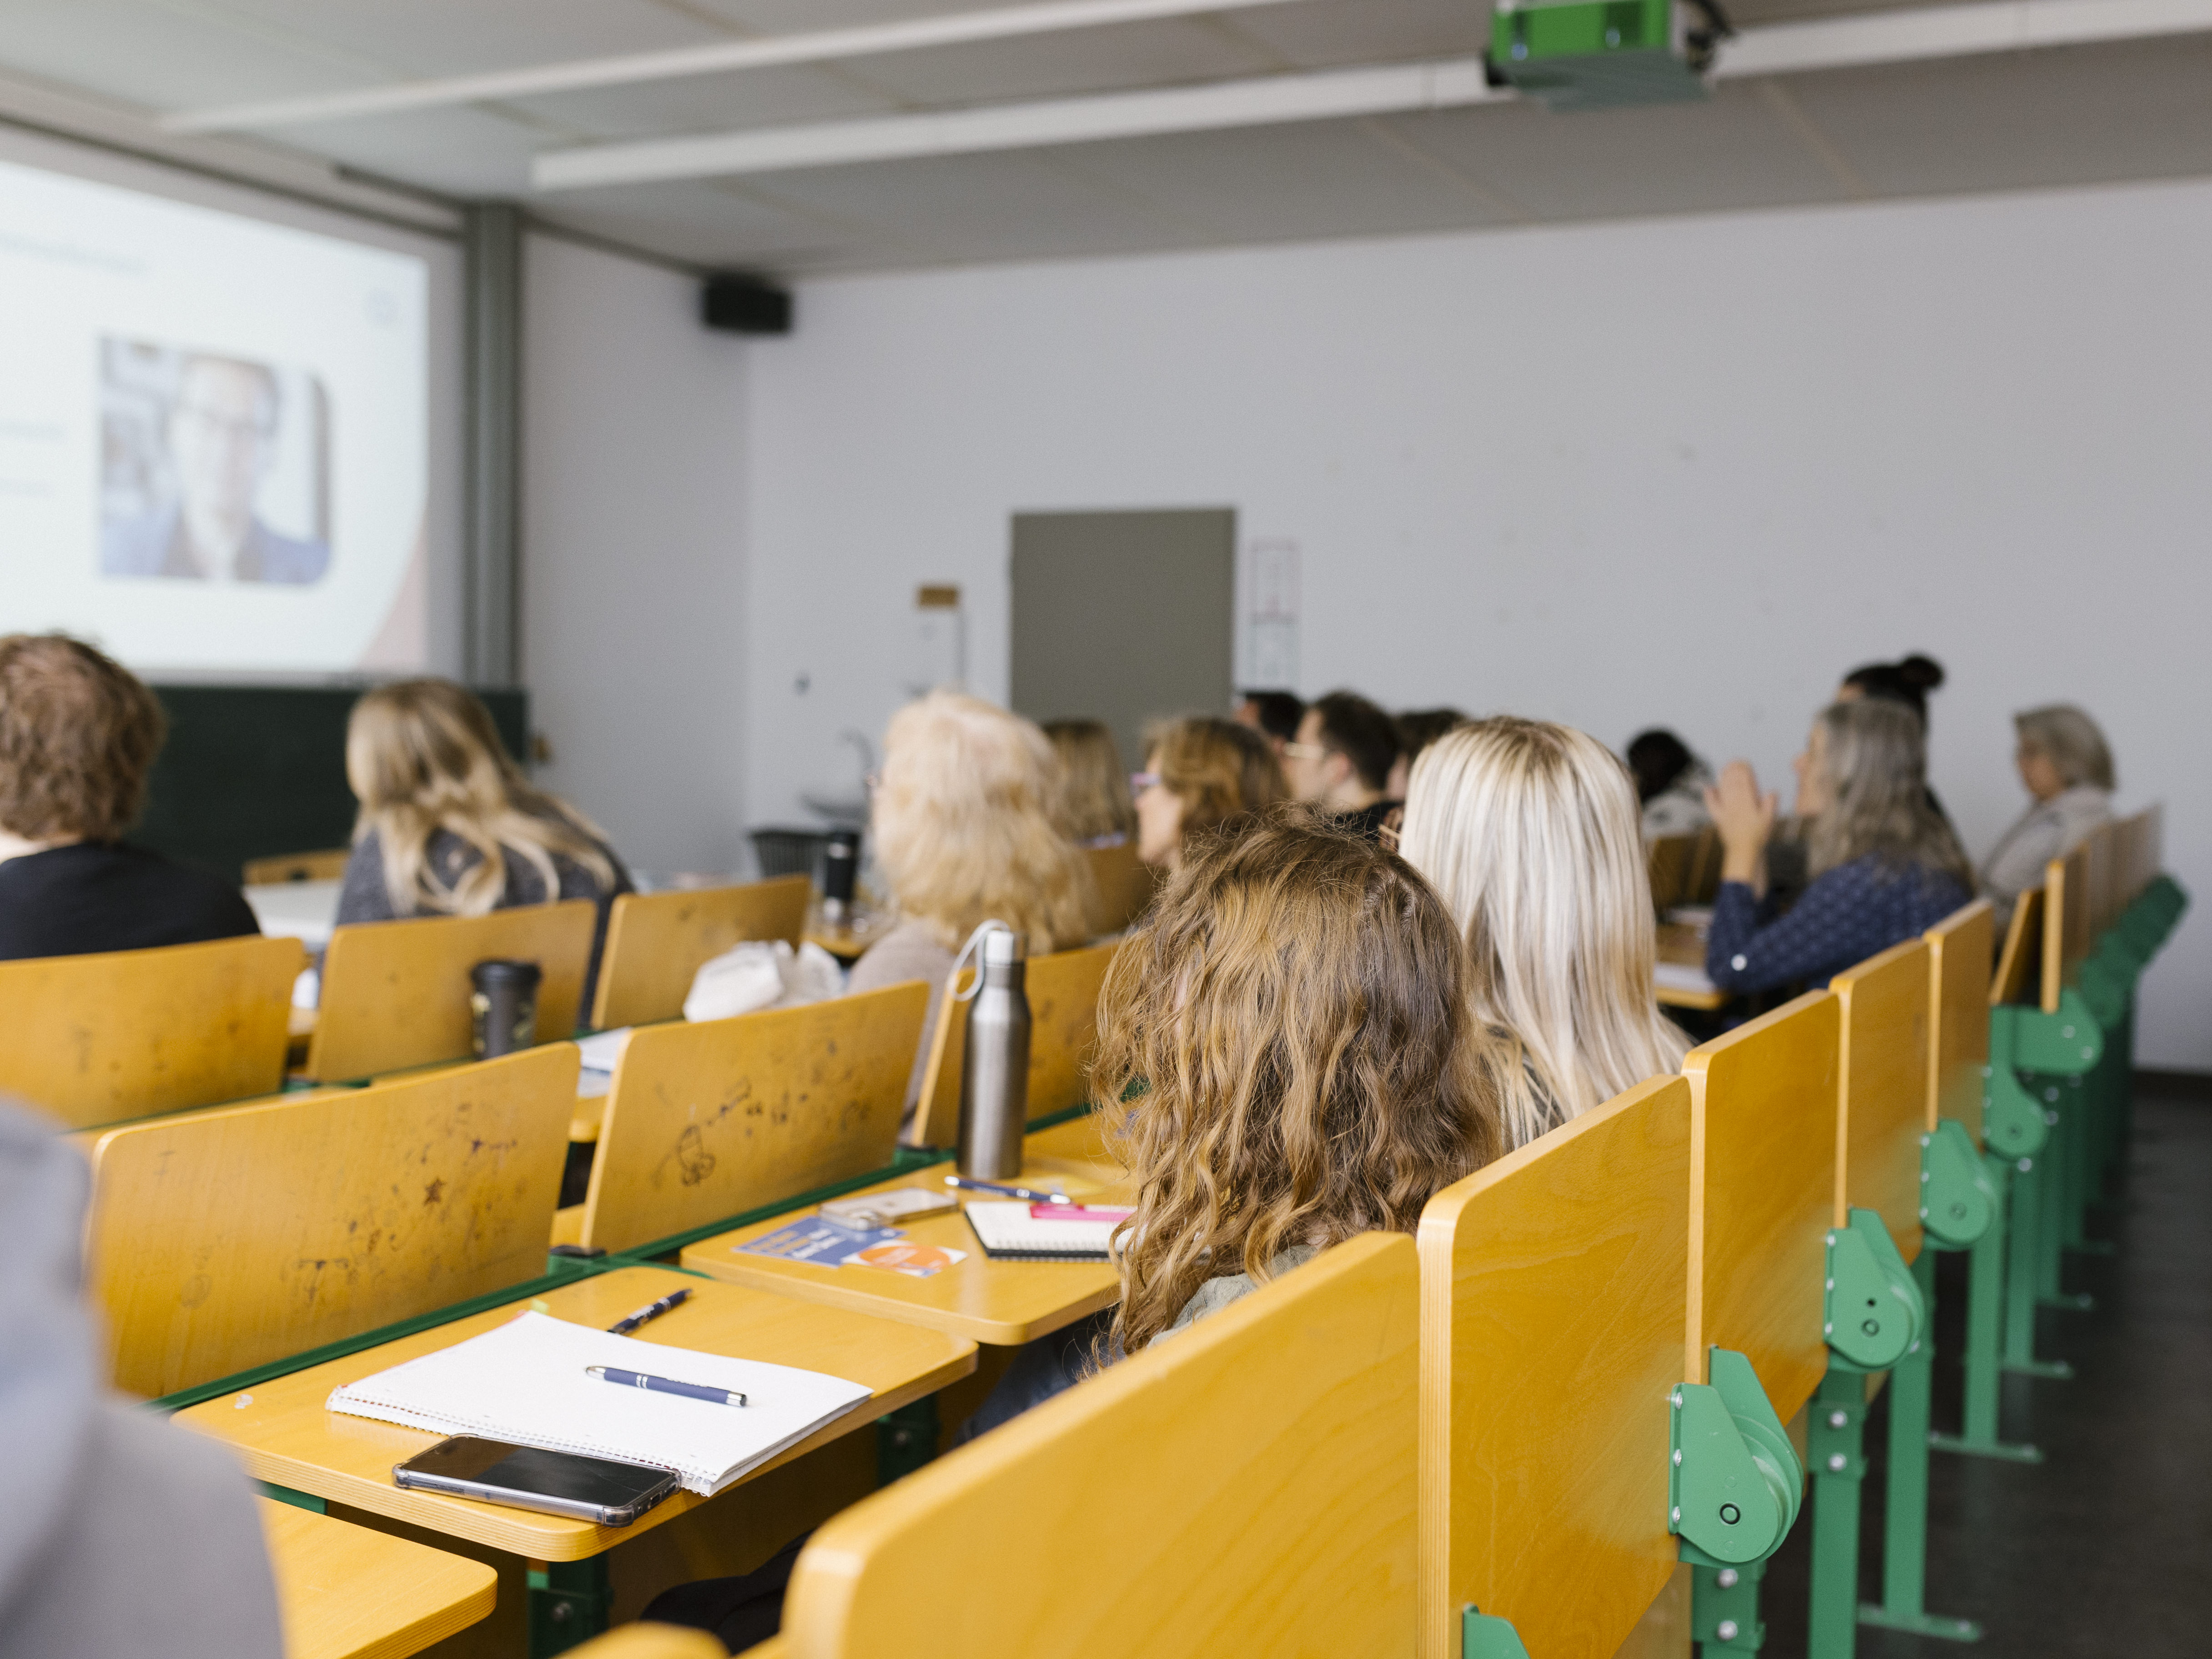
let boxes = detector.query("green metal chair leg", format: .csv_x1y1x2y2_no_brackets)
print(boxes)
2001,1153,2072,1380
529,1558,612,1658
1693,1558,1767,1654
1858,1252,1982,1641
1932,1156,2041,1463
1807,1362,1869,1659
876,1394,941,1485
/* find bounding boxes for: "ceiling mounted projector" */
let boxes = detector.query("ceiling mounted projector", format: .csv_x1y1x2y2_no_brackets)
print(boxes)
1489,0,1733,111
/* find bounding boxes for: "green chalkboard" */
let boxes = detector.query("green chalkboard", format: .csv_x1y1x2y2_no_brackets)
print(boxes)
136,684,528,881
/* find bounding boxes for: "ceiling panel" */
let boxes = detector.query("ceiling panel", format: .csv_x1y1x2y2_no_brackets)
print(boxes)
833,18,1285,106
0,0,382,111
1226,0,1490,68
532,176,898,268
503,64,900,142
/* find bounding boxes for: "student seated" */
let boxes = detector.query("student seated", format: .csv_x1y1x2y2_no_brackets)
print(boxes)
847,691,1091,1125
1042,719,1135,848
0,1099,282,1658
1131,716,1286,872
1279,689,1402,840
1979,704,2116,930
0,633,259,961
1402,718,1690,1151
1385,706,1469,800
1626,727,1714,839
1703,699,1972,995
1232,689,1303,759
1839,653,1946,724
335,679,633,1017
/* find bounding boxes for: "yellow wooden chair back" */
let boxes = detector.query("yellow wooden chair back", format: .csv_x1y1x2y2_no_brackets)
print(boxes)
1416,1076,1691,1659
1991,884,2045,1009
589,875,813,1030
779,1232,1418,1659
1925,901,1994,1142
85,1043,578,1398
563,1631,727,1659
0,934,303,1131
2080,819,2120,939
1081,839,1156,937
1830,939,1931,1260
242,848,352,885
1681,990,1839,1418
259,1497,498,1659
907,941,1121,1150
578,981,930,1254
2041,844,2093,1014
307,899,596,1081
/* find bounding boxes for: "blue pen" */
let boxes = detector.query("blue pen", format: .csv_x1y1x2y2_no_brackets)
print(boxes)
585,1366,747,1407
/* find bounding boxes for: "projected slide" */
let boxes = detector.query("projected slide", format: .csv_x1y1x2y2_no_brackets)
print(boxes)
0,156,430,673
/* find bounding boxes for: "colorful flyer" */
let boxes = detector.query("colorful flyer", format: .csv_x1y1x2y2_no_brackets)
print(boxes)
734,1214,902,1267
844,1241,967,1279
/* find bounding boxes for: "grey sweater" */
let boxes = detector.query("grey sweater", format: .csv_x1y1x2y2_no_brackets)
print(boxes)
1979,786,2112,930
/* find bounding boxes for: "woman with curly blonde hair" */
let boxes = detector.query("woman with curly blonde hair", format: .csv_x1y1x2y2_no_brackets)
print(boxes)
848,690,1093,1122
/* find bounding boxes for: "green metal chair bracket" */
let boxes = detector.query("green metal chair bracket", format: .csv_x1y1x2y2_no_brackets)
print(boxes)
1919,1121,1996,1250
1824,1209,1924,1370
1673,1347,1803,1568
2003,989,2104,1076
1462,1607,1533,1659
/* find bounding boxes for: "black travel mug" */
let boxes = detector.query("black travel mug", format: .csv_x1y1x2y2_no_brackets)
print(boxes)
470,959,543,1058
823,828,862,924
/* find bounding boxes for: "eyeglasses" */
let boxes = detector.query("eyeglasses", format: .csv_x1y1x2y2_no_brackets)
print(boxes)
1280,741,1330,761
1129,771,1161,794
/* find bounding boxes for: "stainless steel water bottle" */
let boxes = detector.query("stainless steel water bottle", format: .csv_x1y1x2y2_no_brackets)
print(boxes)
958,928,1031,1181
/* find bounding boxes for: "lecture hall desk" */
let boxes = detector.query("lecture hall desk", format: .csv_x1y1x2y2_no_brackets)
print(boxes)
260,1496,498,1659
680,1115,1128,1348
1655,920,1730,1012
179,1267,974,1563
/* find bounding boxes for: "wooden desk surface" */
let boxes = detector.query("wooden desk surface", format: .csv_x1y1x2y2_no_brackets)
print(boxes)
260,1496,497,1659
681,1121,1130,1347
1655,923,1729,1011
181,1267,974,1562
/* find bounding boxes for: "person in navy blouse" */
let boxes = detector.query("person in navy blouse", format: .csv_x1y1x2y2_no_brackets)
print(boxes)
1704,699,1973,995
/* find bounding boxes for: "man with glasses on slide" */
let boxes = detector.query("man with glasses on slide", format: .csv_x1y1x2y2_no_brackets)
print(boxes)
101,353,330,585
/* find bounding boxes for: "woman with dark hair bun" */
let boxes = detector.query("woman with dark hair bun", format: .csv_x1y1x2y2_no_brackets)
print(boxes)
1840,654,1946,724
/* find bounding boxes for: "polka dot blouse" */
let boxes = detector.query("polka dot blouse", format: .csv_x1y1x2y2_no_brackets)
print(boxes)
1706,855,1971,995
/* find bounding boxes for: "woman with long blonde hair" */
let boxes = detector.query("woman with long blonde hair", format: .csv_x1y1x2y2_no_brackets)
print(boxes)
336,679,632,1012
1042,719,1136,847
1400,717,1690,1151
848,690,1093,1122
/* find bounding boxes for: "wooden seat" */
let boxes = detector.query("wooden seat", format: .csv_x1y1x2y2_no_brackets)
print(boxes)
260,1497,497,1659
563,1631,726,1659
1926,901,1995,1141
1080,839,1156,937
1648,827,1721,913
0,935,303,1131
589,875,812,1029
1830,938,1932,1258
1681,990,1840,1421
572,982,930,1255
1417,1075,1692,1657
2042,843,2094,1014
244,848,352,885
907,941,1121,1149
1991,883,2045,1008
774,1232,1419,1658
307,899,596,1081
85,1043,578,1398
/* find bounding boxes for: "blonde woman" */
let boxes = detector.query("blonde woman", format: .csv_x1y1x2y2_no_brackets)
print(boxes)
1131,716,1287,870
1042,719,1136,847
1400,717,1690,1151
1703,698,1972,996
848,691,1092,1121
335,679,632,1015
1979,705,2115,930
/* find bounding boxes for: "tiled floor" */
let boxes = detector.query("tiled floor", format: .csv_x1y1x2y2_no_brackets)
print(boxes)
1758,1080,2212,1657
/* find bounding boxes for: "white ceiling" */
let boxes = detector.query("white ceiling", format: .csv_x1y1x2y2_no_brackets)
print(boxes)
3,0,2210,274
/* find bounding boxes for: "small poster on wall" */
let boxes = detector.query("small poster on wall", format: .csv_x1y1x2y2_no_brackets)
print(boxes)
1247,538,1299,687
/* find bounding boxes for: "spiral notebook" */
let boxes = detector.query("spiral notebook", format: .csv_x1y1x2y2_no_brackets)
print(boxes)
325,1311,872,1496
962,1201,1132,1261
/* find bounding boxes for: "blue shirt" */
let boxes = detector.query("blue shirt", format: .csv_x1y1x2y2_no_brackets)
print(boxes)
1706,855,1971,995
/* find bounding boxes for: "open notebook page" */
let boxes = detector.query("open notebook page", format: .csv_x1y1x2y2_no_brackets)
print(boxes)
326,1311,871,1495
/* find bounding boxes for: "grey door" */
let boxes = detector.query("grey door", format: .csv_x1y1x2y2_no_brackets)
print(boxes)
1009,508,1235,772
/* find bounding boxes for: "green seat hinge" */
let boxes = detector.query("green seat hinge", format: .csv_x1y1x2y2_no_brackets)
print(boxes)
1824,1208,1924,1370
2005,987,2106,1076
1463,1607,1533,1659
1918,1120,1996,1250
1982,1018,2051,1161
1672,1347,1804,1568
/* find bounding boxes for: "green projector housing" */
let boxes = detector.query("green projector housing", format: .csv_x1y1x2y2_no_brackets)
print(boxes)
1490,0,1711,111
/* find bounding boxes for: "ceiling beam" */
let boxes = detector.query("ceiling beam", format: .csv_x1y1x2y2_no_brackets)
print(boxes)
528,0,2212,191
159,0,1319,134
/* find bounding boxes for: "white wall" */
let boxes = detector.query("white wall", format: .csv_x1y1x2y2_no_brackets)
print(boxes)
744,178,2212,1068
520,233,752,878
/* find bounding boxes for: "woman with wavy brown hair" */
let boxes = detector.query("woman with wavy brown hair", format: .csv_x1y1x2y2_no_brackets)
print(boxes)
1131,715,1287,870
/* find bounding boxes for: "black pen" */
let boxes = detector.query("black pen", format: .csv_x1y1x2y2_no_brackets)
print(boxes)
605,1287,691,1336
945,1174,1075,1206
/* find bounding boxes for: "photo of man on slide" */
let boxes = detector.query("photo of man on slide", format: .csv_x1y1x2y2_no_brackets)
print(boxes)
100,343,332,584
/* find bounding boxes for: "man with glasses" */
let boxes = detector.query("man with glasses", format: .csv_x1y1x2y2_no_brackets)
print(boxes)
1279,689,1402,843
101,353,331,584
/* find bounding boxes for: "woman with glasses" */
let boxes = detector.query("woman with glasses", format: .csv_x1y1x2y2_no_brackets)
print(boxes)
1131,717,1288,872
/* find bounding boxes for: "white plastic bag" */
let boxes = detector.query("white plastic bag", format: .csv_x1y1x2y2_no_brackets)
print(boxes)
682,939,847,1023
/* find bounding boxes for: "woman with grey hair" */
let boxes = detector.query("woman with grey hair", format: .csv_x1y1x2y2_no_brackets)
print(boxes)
1978,705,2115,929
1701,699,1974,994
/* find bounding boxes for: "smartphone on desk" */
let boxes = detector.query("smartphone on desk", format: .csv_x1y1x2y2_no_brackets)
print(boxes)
394,1437,681,1526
